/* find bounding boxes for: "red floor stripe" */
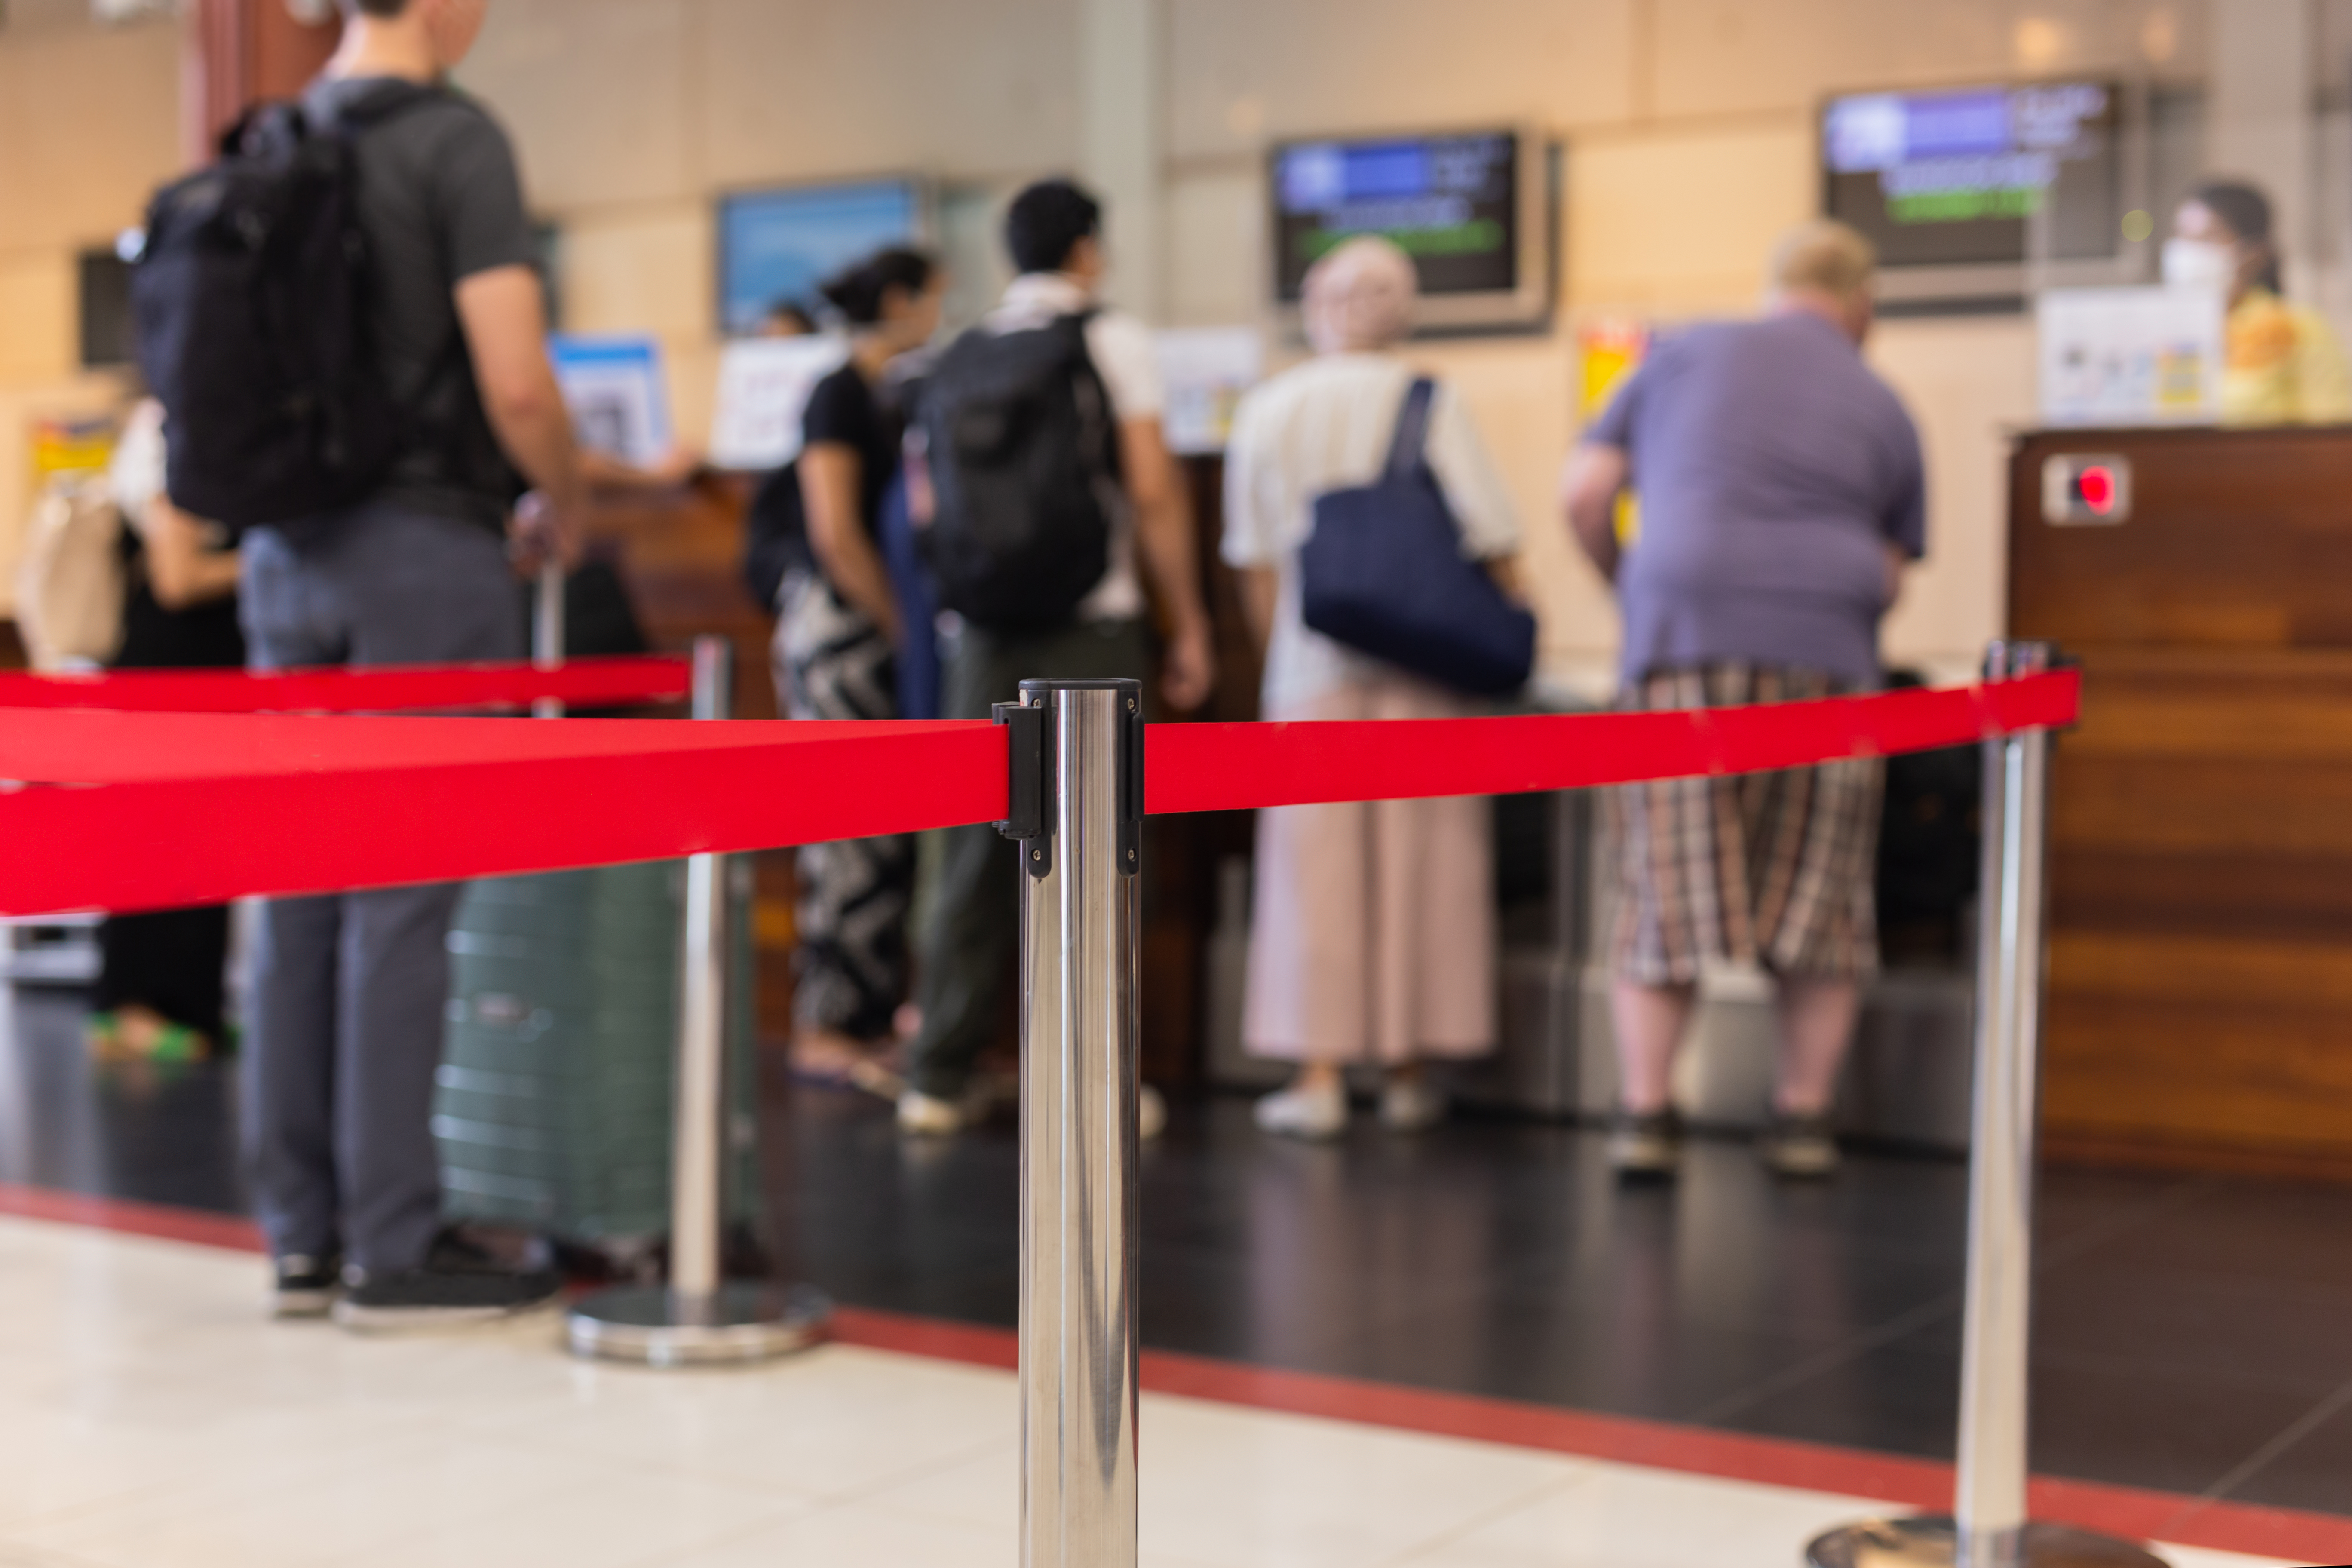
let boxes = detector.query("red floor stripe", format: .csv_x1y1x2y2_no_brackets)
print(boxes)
834,1305,2352,1563
8,1193,2347,1564
0,1181,261,1253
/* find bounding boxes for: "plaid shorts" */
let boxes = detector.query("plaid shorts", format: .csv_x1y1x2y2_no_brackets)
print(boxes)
1607,664,1883,985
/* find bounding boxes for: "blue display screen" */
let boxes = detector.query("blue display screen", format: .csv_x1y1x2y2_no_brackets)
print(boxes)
1821,82,2116,265
1270,132,1520,301
717,181,922,336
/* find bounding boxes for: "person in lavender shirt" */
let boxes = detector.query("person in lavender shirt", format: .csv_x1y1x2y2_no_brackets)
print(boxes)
1560,220,1926,1181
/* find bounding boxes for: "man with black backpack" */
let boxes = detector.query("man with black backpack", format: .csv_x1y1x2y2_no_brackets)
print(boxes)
898,178,1215,1137
142,0,584,1326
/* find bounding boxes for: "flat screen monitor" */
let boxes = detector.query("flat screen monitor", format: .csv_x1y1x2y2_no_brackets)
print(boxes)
1821,81,2128,306
717,178,927,337
1268,128,1551,333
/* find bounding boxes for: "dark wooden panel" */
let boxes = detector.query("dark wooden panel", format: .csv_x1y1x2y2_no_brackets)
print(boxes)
2011,426,2352,650
2010,426,2352,1175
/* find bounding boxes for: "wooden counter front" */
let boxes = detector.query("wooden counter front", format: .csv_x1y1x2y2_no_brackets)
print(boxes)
2009,425,2352,1176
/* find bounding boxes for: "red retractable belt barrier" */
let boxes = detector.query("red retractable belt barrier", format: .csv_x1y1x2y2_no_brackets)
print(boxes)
0,670,2076,917
0,656,692,714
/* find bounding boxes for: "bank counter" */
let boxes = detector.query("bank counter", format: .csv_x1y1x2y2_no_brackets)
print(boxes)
2010,423,2352,1178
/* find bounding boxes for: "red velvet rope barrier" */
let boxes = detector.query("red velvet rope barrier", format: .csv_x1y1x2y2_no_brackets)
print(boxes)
0,670,2076,917
0,656,691,713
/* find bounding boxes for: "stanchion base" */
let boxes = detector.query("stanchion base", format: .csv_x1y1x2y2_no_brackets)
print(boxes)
1808,1517,2168,1568
566,1282,830,1368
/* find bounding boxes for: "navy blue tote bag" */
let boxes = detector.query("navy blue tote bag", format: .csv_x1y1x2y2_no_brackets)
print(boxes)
1298,377,1537,697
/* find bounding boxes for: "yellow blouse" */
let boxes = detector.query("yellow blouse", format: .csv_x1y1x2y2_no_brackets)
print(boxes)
2221,288,2352,425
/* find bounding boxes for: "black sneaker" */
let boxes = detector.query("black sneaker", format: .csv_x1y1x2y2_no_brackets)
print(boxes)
272,1252,342,1319
1760,1111,1841,1179
1607,1107,1683,1181
333,1229,560,1332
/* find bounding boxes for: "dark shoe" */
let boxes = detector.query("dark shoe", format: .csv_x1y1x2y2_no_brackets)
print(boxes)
272,1252,342,1319
1760,1111,1841,1178
1608,1107,1683,1180
334,1229,560,1332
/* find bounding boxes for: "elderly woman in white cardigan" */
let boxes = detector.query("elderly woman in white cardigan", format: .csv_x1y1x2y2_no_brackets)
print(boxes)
1222,236,1526,1140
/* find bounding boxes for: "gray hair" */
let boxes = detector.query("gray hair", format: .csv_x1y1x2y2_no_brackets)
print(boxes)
1303,236,1418,353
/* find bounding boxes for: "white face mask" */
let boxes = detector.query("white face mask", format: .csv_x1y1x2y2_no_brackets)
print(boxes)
2161,237,2235,291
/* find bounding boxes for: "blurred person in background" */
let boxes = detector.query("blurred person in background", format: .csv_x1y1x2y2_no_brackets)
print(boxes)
1222,237,1522,1141
2167,179,2352,425
1560,219,1925,1182
895,178,1215,1139
774,246,943,1096
85,400,244,1065
239,0,582,1328
761,299,818,338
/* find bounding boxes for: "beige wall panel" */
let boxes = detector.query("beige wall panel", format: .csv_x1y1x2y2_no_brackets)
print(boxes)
1567,121,1812,314
0,255,76,384
1168,0,1634,161
463,0,698,211
557,204,712,341
664,338,721,450
553,205,714,447
1652,0,2208,122
1868,314,2037,675
1165,170,1262,327
0,20,181,253
699,0,1081,188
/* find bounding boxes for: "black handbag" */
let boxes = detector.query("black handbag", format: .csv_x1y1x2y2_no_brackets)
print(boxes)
1298,377,1536,697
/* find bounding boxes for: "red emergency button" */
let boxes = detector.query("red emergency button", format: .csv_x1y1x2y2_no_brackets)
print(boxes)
2077,464,2116,514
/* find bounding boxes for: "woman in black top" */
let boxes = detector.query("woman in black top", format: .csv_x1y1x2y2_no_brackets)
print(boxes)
774,247,943,1092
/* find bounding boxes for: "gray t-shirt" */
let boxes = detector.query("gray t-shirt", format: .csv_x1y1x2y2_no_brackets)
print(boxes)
305,77,538,530
1587,312,1926,689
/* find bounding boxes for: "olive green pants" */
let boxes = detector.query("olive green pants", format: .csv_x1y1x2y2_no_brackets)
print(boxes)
905,617,1149,1099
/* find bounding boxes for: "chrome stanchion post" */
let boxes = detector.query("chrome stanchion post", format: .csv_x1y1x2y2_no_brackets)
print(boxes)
1807,644,2160,1568
568,637,831,1366
668,638,733,1308
532,561,566,719
1000,678,1144,1568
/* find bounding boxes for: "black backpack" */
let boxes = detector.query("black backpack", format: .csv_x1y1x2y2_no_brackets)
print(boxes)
918,313,1120,631
130,89,426,534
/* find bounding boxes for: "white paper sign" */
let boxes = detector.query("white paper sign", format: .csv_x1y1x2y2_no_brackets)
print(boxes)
1156,328,1266,456
2037,286,2224,427
549,335,672,465
708,336,850,472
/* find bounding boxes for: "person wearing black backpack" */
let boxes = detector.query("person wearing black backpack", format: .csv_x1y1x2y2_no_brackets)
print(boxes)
178,0,586,1329
896,178,1216,1138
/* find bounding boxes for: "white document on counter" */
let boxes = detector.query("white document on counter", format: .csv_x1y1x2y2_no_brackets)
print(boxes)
708,335,849,472
2038,286,2224,427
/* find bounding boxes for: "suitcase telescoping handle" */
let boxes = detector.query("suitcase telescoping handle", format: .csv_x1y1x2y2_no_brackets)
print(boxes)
532,561,565,719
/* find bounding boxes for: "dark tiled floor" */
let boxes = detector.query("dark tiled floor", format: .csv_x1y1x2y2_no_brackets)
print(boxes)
6,982,2352,1518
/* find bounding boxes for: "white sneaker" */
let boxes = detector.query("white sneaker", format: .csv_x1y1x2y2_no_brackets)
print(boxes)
897,1087,980,1136
1254,1080,1347,1140
1379,1077,1446,1133
1138,1085,1168,1143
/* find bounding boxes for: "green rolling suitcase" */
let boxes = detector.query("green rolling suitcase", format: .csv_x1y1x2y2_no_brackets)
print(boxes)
434,857,759,1245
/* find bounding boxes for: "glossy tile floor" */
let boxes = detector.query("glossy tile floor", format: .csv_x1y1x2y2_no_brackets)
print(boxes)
7,979,2352,1537
0,1215,2288,1568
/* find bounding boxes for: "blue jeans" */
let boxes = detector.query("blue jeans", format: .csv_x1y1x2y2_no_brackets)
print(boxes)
239,504,522,1272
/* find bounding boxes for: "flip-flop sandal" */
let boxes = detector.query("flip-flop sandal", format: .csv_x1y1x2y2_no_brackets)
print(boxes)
84,1011,124,1060
141,1023,210,1064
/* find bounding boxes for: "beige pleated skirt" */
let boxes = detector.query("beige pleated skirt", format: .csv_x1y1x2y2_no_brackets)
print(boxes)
1241,674,1497,1065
